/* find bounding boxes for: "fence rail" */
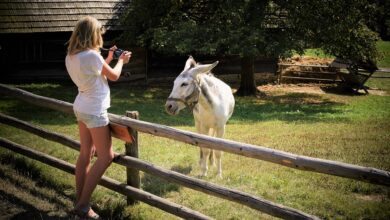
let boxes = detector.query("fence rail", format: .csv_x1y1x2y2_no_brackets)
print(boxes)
0,138,211,220
1,83,390,219
0,112,317,220
1,84,389,187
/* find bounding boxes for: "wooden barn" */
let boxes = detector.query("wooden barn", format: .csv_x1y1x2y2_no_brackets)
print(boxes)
0,0,144,83
0,1,278,84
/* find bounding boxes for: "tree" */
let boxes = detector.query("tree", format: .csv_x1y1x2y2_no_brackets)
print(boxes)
121,0,296,95
279,0,380,69
121,0,379,96
364,0,390,40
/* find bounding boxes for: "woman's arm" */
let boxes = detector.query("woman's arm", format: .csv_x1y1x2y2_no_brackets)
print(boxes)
105,46,116,64
101,51,131,81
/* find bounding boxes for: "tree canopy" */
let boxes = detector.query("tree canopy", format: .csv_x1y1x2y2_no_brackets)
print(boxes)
280,0,379,67
121,0,380,95
122,0,296,57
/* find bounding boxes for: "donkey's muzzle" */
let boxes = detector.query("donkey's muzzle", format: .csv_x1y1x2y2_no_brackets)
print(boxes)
165,100,179,115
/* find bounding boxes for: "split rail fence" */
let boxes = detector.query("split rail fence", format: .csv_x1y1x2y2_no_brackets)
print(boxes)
1,84,389,220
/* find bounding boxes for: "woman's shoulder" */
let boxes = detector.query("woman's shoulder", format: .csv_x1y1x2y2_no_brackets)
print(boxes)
78,49,101,57
77,50,104,62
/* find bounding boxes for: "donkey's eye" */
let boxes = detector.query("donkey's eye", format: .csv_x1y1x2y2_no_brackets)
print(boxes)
181,83,188,87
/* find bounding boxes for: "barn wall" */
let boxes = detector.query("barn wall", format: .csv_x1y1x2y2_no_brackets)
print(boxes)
0,31,146,83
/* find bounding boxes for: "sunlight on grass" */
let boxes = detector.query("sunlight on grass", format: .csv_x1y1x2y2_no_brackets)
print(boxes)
304,48,335,59
1,78,389,219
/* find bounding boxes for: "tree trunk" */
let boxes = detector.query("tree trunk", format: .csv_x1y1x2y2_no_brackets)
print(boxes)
236,56,258,96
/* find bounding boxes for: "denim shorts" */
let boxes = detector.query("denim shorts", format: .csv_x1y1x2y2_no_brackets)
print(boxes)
74,110,109,128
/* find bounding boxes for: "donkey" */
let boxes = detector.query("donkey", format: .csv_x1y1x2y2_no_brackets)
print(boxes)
165,56,235,178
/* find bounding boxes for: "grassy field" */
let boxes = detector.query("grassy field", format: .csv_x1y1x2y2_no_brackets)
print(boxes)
0,42,389,219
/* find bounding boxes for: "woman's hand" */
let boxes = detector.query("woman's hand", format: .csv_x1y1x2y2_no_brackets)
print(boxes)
119,51,132,64
102,50,132,81
107,45,117,60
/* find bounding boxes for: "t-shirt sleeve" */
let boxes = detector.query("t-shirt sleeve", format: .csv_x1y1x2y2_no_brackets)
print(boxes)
81,51,105,76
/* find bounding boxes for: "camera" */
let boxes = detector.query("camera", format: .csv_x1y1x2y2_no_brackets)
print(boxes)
113,48,124,59
100,47,124,59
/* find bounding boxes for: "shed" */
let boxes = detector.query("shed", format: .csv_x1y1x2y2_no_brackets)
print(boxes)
0,0,132,82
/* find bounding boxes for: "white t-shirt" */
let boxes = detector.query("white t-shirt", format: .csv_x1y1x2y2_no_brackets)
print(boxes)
65,50,110,116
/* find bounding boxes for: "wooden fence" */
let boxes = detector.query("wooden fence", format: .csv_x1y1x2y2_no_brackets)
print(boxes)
277,63,341,84
1,84,389,219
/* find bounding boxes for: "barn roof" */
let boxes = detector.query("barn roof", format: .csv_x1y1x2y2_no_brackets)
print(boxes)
0,0,129,34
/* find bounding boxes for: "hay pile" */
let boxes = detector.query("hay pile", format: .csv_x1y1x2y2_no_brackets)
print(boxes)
281,55,334,66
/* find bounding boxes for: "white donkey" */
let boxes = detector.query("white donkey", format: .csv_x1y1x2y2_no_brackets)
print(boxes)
165,56,235,178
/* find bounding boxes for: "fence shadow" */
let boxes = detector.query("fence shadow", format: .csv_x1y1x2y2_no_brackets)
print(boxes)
0,189,70,220
142,174,180,197
0,151,129,220
0,153,74,219
141,165,192,197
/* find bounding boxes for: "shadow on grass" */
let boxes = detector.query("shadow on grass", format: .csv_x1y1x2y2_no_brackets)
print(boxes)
231,92,348,124
1,83,350,127
0,152,75,219
141,164,192,197
320,84,369,96
0,189,70,220
142,174,180,197
0,152,74,203
0,151,128,220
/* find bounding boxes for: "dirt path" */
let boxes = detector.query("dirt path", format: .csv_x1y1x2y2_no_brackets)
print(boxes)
258,83,388,96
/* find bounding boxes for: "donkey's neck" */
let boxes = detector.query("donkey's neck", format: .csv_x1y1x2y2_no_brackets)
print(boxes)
198,74,216,110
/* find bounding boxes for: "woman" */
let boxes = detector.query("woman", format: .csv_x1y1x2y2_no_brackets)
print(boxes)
65,16,131,219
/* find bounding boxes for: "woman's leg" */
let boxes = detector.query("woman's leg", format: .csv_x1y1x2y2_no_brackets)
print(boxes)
75,121,94,203
76,124,115,208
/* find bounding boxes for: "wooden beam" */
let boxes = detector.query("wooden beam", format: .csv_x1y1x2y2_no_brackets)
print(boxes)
0,113,320,219
0,83,73,114
125,111,140,205
0,138,212,220
1,83,389,187
0,112,79,151
108,114,390,187
281,76,339,82
115,154,320,220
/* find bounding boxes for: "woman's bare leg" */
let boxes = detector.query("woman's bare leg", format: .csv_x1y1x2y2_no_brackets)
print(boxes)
75,121,94,203
76,124,115,209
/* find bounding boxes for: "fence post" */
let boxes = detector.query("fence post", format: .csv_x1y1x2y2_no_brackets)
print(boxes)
125,111,140,205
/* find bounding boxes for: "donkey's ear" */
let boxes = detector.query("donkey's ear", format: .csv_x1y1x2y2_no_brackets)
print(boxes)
191,61,219,77
184,56,196,71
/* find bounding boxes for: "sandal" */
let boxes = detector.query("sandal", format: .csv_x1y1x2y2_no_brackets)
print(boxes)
72,204,101,220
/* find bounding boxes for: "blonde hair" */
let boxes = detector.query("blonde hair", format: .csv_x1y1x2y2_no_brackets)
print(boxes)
67,16,105,55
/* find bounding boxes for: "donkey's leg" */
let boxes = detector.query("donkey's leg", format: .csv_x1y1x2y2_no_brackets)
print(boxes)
195,120,202,167
215,125,225,178
198,124,211,177
208,128,216,167
200,147,211,177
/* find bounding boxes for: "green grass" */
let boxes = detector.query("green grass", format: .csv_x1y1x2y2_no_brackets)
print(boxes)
377,41,390,68
1,78,390,219
303,48,335,59
0,41,389,219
